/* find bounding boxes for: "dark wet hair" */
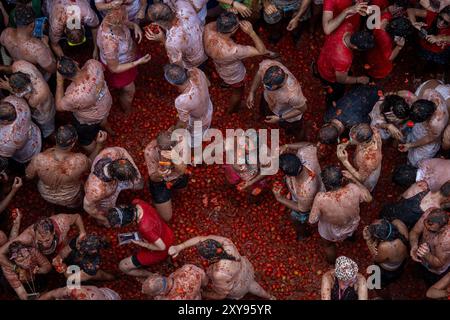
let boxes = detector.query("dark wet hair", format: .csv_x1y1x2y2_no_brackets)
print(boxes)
15,4,35,27
78,234,109,254
147,3,174,23
9,72,31,92
197,239,237,262
368,219,408,245
381,95,410,119
410,99,436,123
107,205,136,227
386,17,414,39
157,131,176,150
56,125,78,149
388,0,409,8
321,165,343,191
33,217,54,234
318,124,339,144
350,123,373,143
66,27,85,45
440,181,450,197
57,56,78,78
350,30,375,50
279,153,302,176
0,157,8,173
425,208,449,228
217,12,239,33
164,64,188,85
392,164,417,188
0,101,17,122
108,159,138,181
8,241,32,261
441,5,450,16
263,66,286,89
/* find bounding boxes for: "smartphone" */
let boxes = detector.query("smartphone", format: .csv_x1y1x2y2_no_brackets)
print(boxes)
32,17,48,38
418,27,428,39
27,293,40,300
118,232,141,245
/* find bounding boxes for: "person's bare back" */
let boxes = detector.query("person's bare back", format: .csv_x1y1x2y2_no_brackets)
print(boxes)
353,129,382,191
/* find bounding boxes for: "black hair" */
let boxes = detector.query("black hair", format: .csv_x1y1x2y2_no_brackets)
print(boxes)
318,124,339,144
56,125,78,149
321,165,343,191
78,234,109,254
381,94,410,119
107,205,136,227
392,164,417,188
279,153,302,176
350,30,375,50
15,4,35,27
0,156,8,173
66,27,85,45
410,99,436,123
388,0,409,8
425,208,449,228
108,159,138,181
386,17,414,39
57,56,78,78
263,66,286,88
9,72,31,92
440,181,450,197
216,12,239,33
350,123,373,143
0,101,17,122
33,217,54,234
157,131,176,150
147,3,174,23
368,219,408,245
163,64,188,85
197,239,237,262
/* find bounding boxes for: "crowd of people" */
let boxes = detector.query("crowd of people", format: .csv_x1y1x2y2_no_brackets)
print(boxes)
0,0,449,300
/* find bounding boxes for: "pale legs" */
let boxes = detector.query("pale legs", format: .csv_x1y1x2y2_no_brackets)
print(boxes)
119,82,136,114
119,257,154,278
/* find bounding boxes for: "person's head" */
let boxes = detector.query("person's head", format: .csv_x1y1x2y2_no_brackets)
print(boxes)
57,56,79,79
15,3,35,28
386,17,414,39
392,164,417,188
334,256,358,285
216,12,239,34
156,131,177,151
424,208,449,232
9,72,32,97
55,124,78,150
279,153,302,176
410,99,436,123
142,274,167,296
104,7,127,27
262,66,286,91
389,0,410,8
437,6,450,29
318,124,339,145
321,165,343,191
439,181,450,198
349,123,373,144
147,3,175,30
349,30,375,51
107,205,137,227
8,242,34,269
77,234,109,256
33,218,56,252
0,101,17,124
368,219,406,243
381,94,410,122
163,64,188,86
197,239,237,263
65,26,86,46
107,159,138,181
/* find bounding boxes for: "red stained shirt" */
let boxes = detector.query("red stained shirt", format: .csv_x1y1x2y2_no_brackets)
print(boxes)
419,10,450,54
133,199,173,245
317,22,354,83
323,0,361,30
370,0,389,10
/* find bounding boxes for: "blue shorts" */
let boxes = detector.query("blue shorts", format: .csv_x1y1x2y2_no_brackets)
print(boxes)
290,210,309,224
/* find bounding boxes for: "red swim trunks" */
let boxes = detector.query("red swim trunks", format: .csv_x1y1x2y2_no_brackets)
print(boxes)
102,63,138,89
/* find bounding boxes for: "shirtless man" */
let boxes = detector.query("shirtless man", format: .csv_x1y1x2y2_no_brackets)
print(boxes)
410,208,450,286
49,0,100,59
95,0,147,24
247,60,307,140
0,4,56,78
168,235,275,300
0,213,87,269
309,166,373,263
83,146,144,227
25,125,107,208
204,12,269,113
163,64,213,150
0,95,42,164
273,142,324,240
399,89,449,167
337,124,383,192
0,60,55,138
145,2,207,69
55,56,112,153
426,272,450,299
39,285,121,300
142,264,208,300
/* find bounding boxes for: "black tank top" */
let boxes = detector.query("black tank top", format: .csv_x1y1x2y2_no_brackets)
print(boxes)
331,280,358,300
380,190,429,229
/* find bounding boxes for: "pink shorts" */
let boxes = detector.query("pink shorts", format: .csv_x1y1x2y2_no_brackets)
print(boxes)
223,165,267,191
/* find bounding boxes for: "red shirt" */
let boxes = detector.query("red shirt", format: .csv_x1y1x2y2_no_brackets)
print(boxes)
371,0,389,10
133,199,173,246
419,10,450,53
318,22,354,83
323,0,361,30
366,12,394,79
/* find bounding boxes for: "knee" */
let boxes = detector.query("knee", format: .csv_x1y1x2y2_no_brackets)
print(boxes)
119,258,133,273
122,83,136,95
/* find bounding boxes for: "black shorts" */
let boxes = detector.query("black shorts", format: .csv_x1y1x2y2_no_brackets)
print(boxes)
131,254,142,268
149,175,189,204
72,116,101,146
378,262,405,288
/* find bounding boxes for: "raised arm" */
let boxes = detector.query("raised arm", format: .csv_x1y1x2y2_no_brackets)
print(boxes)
0,178,22,214
322,3,368,35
